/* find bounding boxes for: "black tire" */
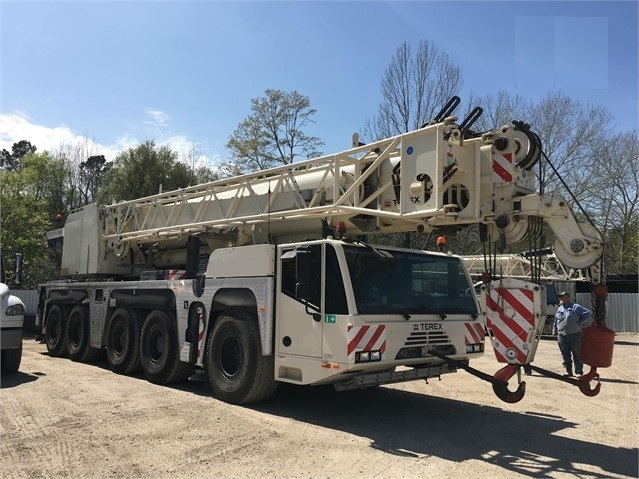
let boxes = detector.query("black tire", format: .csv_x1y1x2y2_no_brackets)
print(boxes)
1,343,22,374
66,305,101,362
45,305,68,357
141,310,193,385
205,311,277,404
106,308,141,374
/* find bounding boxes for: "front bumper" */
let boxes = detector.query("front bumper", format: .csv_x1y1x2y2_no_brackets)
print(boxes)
1,328,23,350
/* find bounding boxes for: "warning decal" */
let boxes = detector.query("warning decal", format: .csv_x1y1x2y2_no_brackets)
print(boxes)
485,287,535,364
464,322,485,345
347,325,386,361
493,152,513,184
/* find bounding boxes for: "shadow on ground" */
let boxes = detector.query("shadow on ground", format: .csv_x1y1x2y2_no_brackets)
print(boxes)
0,370,42,388
251,384,638,478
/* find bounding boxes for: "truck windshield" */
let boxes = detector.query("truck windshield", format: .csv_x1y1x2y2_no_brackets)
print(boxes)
343,244,478,316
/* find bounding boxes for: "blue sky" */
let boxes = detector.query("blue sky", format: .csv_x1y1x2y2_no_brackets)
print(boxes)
1,0,637,168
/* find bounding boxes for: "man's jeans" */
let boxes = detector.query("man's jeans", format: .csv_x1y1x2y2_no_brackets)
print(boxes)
557,332,583,374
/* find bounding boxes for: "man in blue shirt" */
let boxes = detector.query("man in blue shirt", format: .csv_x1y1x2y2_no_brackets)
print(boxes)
553,291,592,376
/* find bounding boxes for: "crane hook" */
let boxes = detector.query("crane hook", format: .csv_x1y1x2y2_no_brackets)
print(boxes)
577,366,601,397
491,364,527,403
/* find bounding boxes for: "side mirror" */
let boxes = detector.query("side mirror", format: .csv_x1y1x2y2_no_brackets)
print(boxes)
14,252,22,285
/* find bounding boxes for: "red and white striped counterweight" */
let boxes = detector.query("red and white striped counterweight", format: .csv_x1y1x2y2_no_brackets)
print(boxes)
481,278,546,365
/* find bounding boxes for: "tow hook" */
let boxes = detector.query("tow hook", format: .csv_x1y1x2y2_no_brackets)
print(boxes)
526,364,601,397
429,351,527,404
576,366,601,397
492,364,526,403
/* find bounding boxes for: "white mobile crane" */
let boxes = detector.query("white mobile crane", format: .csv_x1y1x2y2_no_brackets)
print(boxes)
36,98,604,404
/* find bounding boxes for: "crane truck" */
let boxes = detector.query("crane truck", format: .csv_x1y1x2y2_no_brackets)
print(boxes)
36,99,604,404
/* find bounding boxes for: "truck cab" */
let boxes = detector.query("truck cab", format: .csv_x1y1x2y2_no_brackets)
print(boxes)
1,251,25,374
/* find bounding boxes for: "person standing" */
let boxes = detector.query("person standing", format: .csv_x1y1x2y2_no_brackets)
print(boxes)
553,291,592,376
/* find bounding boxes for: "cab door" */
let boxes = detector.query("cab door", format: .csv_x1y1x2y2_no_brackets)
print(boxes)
276,244,323,358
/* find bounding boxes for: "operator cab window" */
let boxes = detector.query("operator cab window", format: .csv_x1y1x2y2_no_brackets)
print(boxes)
279,244,347,315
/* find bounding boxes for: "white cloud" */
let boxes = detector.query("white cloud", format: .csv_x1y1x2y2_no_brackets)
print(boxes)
0,112,120,161
144,108,170,128
112,135,140,152
0,112,222,168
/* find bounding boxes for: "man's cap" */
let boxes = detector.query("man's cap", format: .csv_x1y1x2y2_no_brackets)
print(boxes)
559,291,570,297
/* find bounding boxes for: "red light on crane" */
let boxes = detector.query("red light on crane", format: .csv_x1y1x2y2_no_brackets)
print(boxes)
437,236,447,252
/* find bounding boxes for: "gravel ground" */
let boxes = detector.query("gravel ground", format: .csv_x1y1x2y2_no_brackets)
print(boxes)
1,333,638,479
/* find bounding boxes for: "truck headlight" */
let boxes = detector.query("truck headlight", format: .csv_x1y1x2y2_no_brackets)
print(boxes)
6,304,25,316
465,343,484,353
355,350,382,363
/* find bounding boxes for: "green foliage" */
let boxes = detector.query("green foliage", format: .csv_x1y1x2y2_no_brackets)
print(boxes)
0,168,52,288
0,140,36,171
18,151,78,221
97,141,190,203
0,138,219,286
223,89,324,175
193,166,219,184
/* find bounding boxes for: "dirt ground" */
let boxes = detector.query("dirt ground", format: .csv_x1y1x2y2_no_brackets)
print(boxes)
1,334,638,479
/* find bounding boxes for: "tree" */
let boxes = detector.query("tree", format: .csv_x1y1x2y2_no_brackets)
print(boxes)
182,147,219,185
79,155,109,205
465,91,611,197
52,136,106,211
528,92,611,199
97,141,188,203
0,140,37,171
223,89,324,175
589,130,639,274
363,40,463,141
363,40,462,248
0,159,58,288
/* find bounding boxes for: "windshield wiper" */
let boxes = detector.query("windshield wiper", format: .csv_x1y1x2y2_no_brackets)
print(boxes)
442,307,479,319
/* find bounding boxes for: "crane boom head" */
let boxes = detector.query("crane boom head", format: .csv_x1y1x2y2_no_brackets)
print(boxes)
58,106,603,277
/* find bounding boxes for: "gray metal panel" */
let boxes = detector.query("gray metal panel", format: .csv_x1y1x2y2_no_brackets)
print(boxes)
607,293,637,333
89,288,111,347
177,276,275,363
576,292,639,333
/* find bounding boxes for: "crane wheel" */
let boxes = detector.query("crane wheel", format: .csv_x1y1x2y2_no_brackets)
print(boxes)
141,310,193,384
106,308,142,374
45,305,68,357
205,311,278,405
66,305,101,362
